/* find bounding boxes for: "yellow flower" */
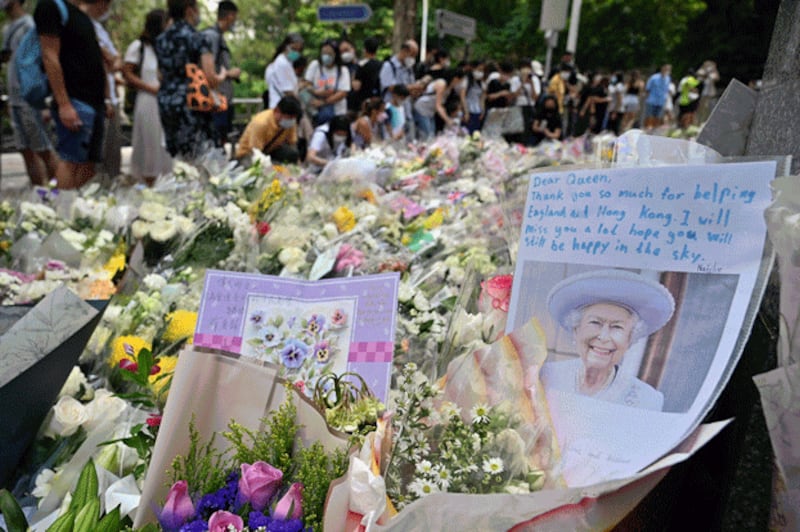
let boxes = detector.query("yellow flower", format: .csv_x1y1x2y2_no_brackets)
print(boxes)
162,310,198,344
333,206,356,233
251,178,286,218
358,189,377,204
423,208,445,230
0,240,10,252
109,335,152,368
150,355,177,394
104,252,126,277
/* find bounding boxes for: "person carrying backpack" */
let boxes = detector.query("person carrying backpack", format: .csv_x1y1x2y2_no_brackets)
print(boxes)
1,0,58,186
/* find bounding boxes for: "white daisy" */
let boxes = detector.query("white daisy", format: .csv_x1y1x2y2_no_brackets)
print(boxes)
470,402,490,424
482,457,504,475
415,460,434,474
408,477,440,498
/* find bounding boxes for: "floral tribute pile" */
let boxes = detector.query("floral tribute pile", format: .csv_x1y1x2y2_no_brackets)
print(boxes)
0,133,596,531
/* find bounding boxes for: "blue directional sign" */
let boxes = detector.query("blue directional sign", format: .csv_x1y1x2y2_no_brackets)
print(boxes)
317,4,373,24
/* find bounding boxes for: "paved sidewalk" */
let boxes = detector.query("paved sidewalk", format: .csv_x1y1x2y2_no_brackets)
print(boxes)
0,146,133,195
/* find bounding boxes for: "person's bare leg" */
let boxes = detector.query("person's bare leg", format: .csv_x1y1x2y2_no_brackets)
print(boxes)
20,149,47,186
56,161,95,189
39,149,59,182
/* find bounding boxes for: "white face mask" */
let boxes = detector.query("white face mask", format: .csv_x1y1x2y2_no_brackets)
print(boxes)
341,52,355,63
473,71,484,81
98,10,111,22
333,134,347,146
404,57,416,69
321,54,334,67
278,118,295,129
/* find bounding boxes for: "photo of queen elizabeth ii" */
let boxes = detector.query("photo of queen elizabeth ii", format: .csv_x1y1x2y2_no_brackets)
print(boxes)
540,269,675,411
510,263,739,413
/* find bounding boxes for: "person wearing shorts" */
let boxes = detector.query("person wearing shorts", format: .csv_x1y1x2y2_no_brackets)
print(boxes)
35,0,110,189
644,64,671,130
2,0,58,186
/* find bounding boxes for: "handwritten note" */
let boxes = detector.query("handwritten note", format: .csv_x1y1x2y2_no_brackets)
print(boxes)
518,162,775,273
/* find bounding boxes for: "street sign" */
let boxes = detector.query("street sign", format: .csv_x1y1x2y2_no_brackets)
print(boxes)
317,4,372,24
435,9,476,41
539,0,569,31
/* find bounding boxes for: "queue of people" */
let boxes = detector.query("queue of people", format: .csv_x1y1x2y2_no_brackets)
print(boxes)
1,0,722,188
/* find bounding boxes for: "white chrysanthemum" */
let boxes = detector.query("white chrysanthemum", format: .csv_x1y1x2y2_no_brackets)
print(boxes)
278,246,306,273
138,201,169,222
130,220,150,240
439,401,462,420
148,220,178,242
470,403,490,424
412,292,431,312
397,282,415,303
32,468,56,499
471,433,482,452
143,273,168,291
482,457,504,475
415,460,434,474
433,466,452,490
174,215,195,235
408,477,439,498
60,228,87,248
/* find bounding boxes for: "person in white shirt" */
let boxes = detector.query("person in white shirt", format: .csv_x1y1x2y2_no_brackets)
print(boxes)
305,38,351,126
264,33,303,109
305,114,352,173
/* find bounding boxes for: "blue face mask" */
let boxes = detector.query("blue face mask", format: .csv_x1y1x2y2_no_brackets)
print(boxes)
321,54,334,67
286,49,301,62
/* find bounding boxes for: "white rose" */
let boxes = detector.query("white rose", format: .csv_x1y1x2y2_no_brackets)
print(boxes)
476,184,497,203
58,366,92,400
46,396,87,437
130,220,150,240
83,389,128,431
278,246,306,273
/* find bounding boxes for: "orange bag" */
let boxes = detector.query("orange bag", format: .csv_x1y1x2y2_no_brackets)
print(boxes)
185,63,227,112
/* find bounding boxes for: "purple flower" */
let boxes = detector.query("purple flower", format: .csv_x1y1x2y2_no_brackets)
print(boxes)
267,518,308,532
248,512,272,529
280,339,310,369
313,341,331,364
249,311,266,327
179,520,208,532
195,472,239,518
238,461,283,512
158,481,195,532
306,314,325,335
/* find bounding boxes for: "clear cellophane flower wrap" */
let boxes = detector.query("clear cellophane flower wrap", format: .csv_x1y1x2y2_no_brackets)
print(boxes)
756,175,800,528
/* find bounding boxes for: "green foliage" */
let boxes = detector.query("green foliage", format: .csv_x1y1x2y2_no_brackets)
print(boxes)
224,390,297,475
174,222,235,269
292,443,349,532
0,488,28,532
68,460,99,515
169,416,231,497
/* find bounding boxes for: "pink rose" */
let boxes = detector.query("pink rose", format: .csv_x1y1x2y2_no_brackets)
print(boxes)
479,274,513,313
238,461,283,512
273,482,303,521
335,244,364,273
208,510,243,532
158,480,195,531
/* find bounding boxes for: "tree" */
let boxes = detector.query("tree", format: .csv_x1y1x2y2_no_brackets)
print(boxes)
393,0,417,51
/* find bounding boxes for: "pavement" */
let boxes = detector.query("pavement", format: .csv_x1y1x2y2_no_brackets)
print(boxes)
0,146,134,196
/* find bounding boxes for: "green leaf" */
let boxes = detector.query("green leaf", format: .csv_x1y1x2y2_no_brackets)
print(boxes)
45,509,75,532
0,489,29,532
95,505,120,532
73,500,100,532
69,460,98,513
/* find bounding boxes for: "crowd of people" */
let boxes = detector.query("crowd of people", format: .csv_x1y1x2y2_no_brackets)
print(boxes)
1,0,723,188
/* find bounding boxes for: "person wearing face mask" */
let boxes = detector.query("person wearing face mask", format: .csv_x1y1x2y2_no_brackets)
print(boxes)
509,59,538,145
531,94,562,145
379,39,424,138
264,32,304,110
235,95,302,162
338,38,359,114
201,1,241,145
155,0,225,159
306,114,352,173
462,60,485,134
413,68,465,139
306,39,351,126
350,36,381,114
